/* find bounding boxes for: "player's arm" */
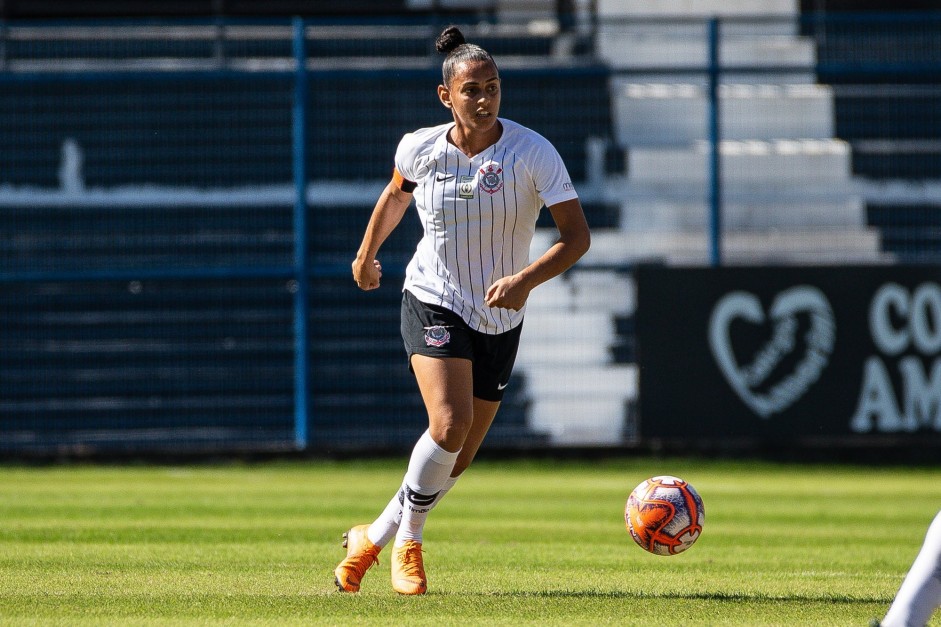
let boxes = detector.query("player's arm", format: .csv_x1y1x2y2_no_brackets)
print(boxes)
485,197,590,310
352,169,415,291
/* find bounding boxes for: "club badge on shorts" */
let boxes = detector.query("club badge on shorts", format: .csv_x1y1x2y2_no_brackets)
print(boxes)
423,325,451,347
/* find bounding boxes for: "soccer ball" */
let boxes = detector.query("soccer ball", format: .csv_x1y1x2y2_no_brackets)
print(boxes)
625,475,704,556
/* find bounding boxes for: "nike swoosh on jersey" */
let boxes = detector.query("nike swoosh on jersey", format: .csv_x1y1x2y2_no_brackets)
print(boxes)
436,173,455,181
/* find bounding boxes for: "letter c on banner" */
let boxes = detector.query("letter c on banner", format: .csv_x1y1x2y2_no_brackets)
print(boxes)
911,284,941,354
870,283,909,356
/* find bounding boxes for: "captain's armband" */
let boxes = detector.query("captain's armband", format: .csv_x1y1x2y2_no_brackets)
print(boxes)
392,168,418,194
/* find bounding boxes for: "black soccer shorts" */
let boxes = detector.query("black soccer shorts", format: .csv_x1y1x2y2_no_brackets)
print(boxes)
400,289,523,402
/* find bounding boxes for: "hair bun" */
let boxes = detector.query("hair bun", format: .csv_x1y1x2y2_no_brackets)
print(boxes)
435,26,466,55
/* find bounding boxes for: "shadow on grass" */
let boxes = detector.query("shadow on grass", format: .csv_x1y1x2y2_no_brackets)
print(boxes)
473,589,888,605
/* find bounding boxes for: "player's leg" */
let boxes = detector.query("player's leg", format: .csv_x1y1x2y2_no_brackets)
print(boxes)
362,468,459,550
366,396,497,565
335,293,471,593
382,332,514,592
391,354,473,595
395,326,515,567
451,397,500,476
365,365,504,548
400,357,472,539
881,508,941,627
356,400,488,553
447,321,522,477
334,421,463,593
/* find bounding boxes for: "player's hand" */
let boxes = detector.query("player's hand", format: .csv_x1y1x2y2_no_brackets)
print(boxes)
485,275,530,311
352,258,382,291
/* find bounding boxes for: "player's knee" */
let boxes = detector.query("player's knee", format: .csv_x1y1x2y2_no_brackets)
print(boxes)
429,418,471,452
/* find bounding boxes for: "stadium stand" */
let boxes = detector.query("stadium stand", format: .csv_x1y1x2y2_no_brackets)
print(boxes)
1,0,939,454
0,277,295,454
595,0,882,264
0,9,596,454
810,12,941,262
521,0,872,445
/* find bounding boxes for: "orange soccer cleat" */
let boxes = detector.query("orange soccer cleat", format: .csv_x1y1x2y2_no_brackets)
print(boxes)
390,540,427,595
334,525,380,593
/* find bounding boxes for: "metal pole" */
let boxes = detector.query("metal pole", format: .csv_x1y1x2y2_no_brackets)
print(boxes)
707,17,722,267
291,17,309,449
212,0,226,68
0,18,6,72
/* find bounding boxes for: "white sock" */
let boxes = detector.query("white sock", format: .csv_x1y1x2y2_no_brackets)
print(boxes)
437,475,459,504
394,430,459,546
882,509,941,627
366,487,405,548
367,475,460,548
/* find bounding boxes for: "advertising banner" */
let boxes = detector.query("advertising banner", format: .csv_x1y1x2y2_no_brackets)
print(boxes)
635,265,941,442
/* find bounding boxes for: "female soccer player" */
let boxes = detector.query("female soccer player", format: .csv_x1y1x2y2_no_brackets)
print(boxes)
334,25,590,595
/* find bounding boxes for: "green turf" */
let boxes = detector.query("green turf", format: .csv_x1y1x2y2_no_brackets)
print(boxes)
0,457,939,626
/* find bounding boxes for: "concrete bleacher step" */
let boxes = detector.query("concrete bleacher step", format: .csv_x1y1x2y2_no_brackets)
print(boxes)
495,0,555,22
516,274,635,367
517,339,613,367
527,398,628,445
523,365,636,398
626,139,854,191
596,0,798,19
619,197,866,231
514,267,637,445
519,311,616,342
594,1,812,81
533,228,889,266
597,34,814,81
524,364,637,446
516,309,618,368
525,270,635,316
612,82,834,145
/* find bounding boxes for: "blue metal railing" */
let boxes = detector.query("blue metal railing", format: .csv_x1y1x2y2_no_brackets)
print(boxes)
707,17,721,268
291,17,309,449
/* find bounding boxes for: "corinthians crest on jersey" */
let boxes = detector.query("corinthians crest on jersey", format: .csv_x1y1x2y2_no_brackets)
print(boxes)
478,161,504,195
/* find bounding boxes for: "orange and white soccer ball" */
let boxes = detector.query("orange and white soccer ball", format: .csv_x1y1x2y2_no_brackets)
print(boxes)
625,475,704,556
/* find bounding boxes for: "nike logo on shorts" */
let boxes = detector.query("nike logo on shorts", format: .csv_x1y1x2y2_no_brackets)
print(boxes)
497,381,509,390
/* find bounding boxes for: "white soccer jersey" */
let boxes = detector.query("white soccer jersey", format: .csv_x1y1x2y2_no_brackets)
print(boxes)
394,118,578,335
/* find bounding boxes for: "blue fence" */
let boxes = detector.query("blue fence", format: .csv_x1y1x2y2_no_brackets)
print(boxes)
1,13,939,455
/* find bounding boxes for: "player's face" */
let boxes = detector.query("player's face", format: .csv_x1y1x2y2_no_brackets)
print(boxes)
443,59,501,135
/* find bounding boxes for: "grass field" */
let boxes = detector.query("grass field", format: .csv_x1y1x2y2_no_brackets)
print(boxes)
1,456,939,626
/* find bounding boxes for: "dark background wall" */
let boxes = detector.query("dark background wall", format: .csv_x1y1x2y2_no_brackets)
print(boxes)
3,0,938,19
800,0,940,11
0,1,419,18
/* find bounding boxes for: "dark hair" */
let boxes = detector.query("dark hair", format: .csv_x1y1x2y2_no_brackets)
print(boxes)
435,26,497,87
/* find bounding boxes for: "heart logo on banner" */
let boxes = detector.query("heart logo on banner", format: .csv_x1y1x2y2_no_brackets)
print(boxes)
708,286,836,418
